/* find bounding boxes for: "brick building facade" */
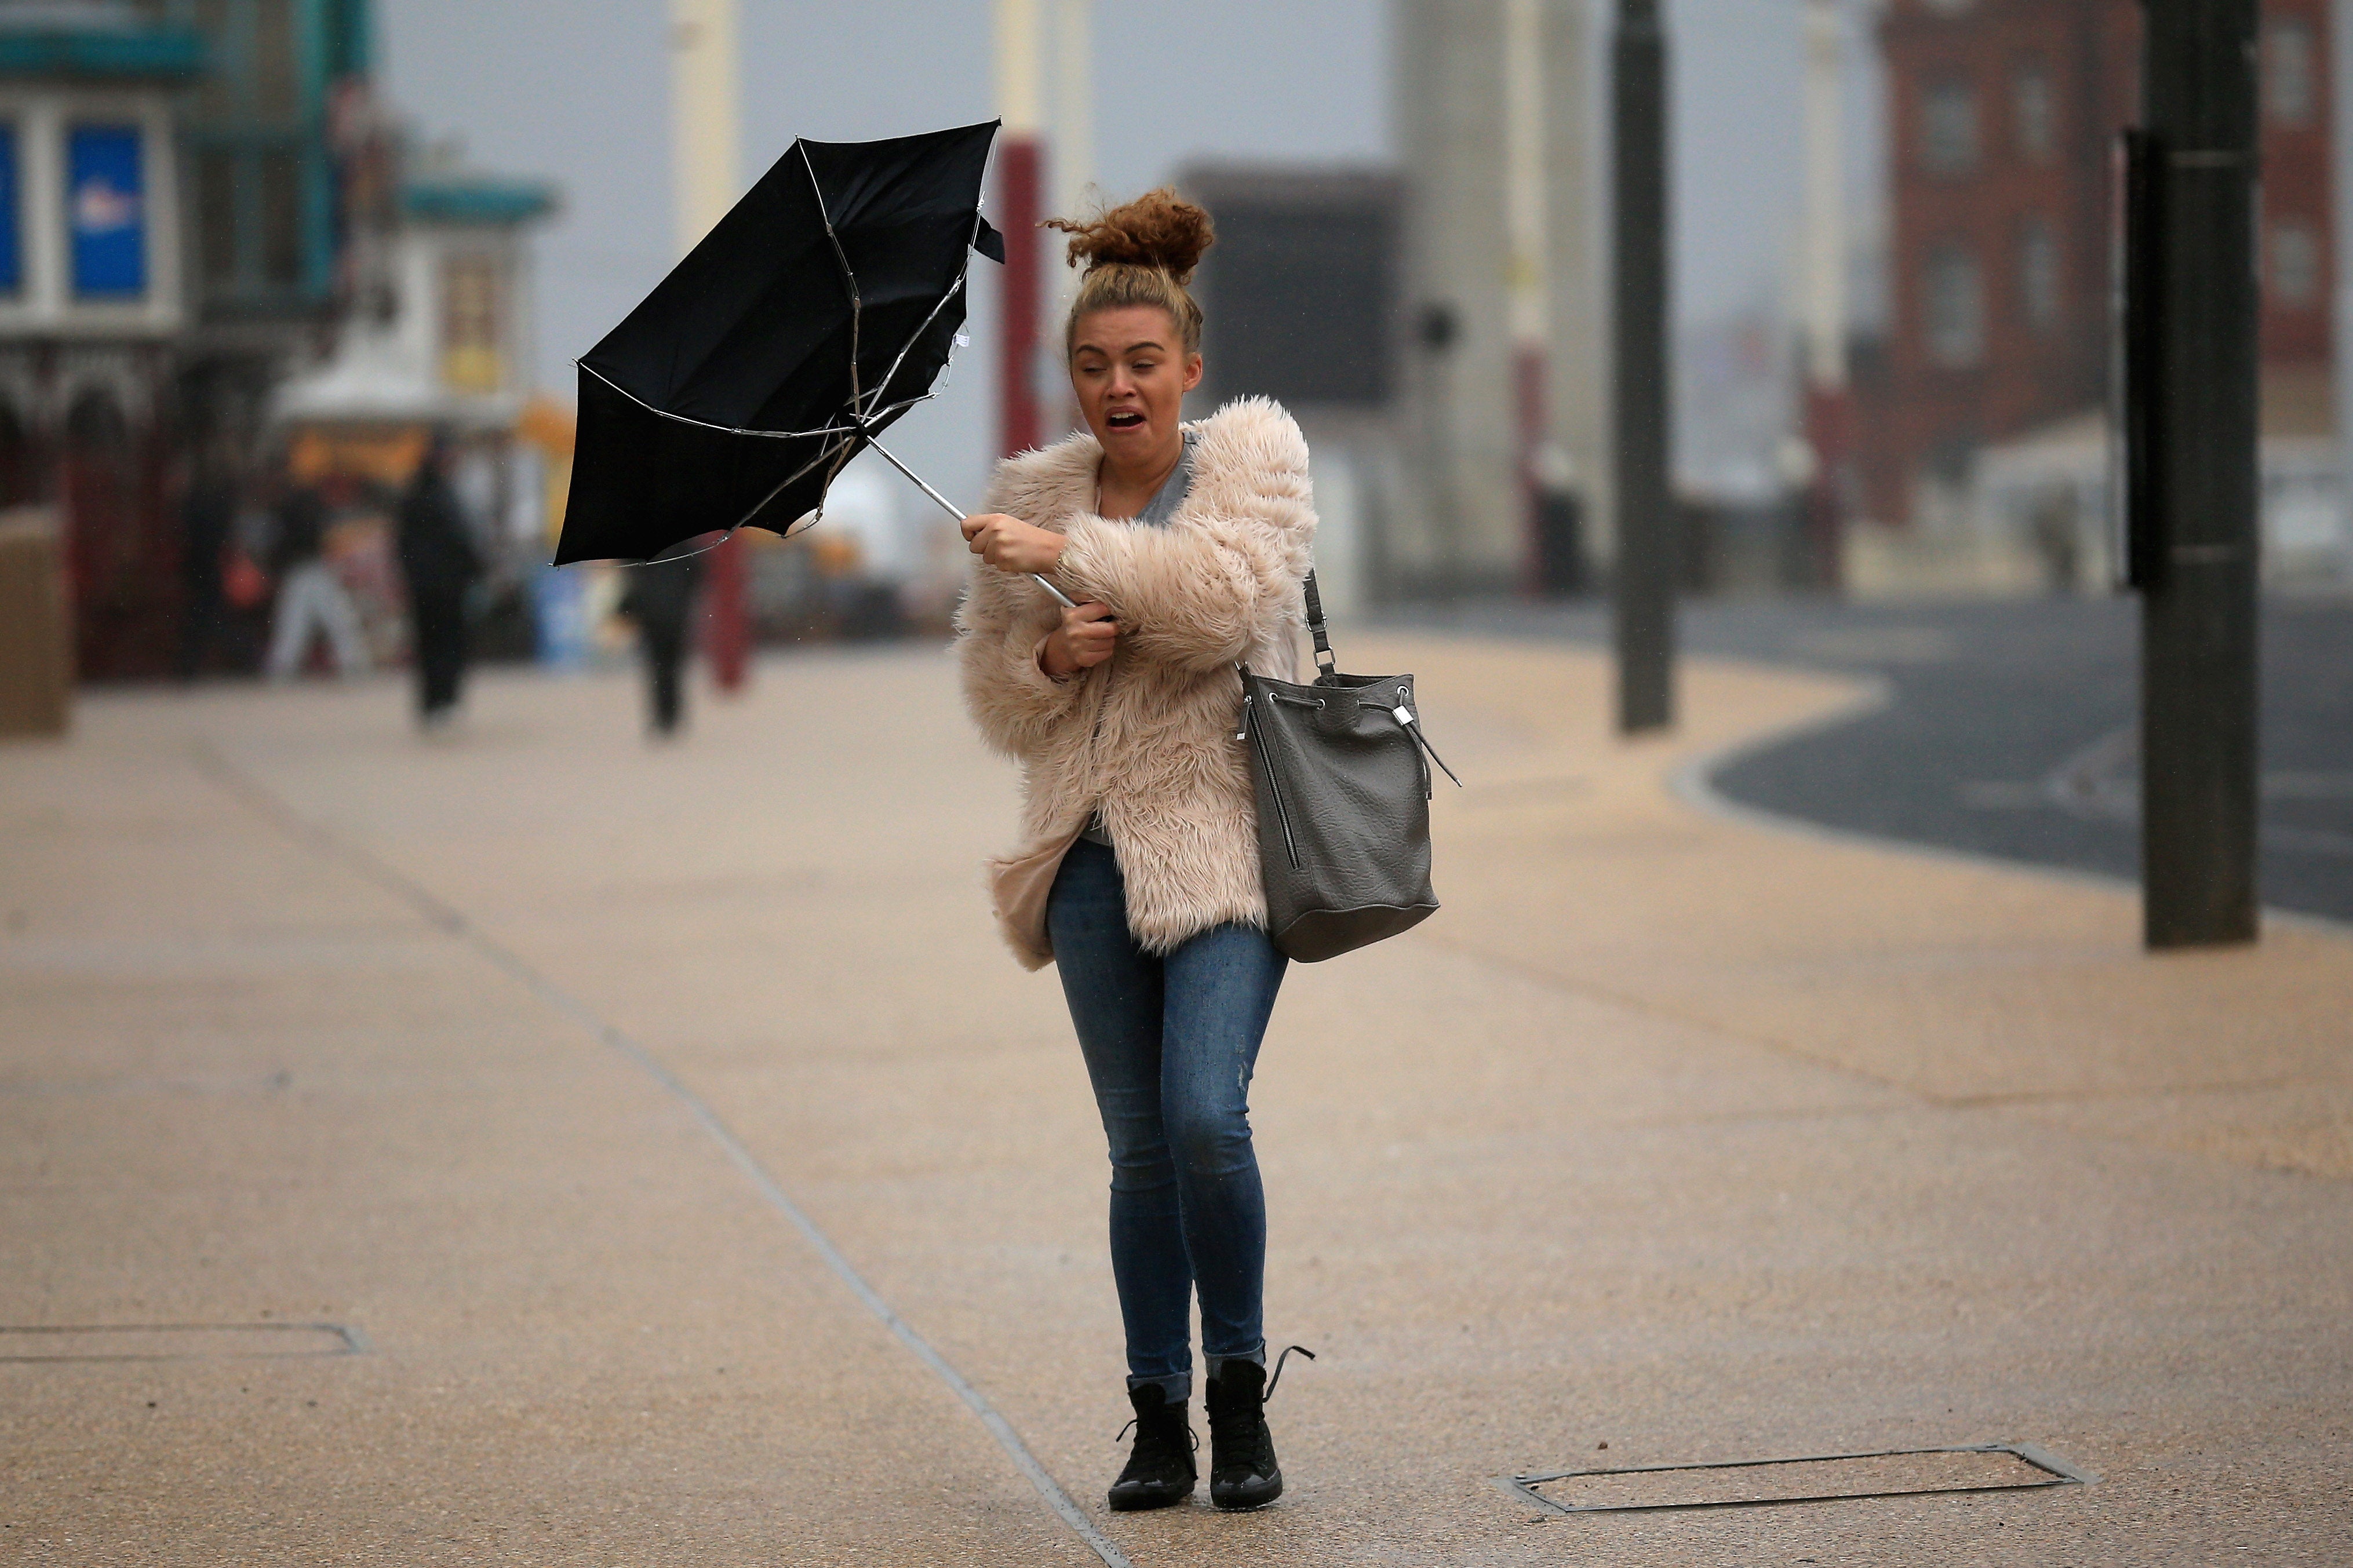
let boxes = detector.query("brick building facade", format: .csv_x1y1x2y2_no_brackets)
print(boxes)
1857,0,2333,528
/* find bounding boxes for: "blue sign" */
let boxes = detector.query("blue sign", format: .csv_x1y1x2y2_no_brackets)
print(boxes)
68,125,144,298
0,124,19,296
531,565,592,670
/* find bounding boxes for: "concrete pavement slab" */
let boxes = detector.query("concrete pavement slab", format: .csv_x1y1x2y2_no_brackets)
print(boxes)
3,635,2348,1565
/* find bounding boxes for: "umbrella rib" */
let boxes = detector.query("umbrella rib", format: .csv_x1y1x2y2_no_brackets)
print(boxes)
570,128,1001,565
577,362,873,442
865,270,968,418
733,431,864,533
576,362,952,540
799,143,978,428
802,144,865,417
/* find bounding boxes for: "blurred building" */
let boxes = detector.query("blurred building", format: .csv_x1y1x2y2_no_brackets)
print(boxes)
1853,0,2337,587
1178,164,1402,615
0,0,556,680
266,133,556,668
0,6,203,677
1392,0,1605,601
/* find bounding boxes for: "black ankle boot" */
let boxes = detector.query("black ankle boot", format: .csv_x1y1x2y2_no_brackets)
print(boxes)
1204,1360,1283,1510
1107,1385,1196,1512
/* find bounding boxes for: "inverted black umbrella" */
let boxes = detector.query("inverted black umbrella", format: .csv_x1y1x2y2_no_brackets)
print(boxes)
555,119,1073,606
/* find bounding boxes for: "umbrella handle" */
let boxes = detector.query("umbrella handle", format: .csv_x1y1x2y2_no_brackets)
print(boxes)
864,436,1078,610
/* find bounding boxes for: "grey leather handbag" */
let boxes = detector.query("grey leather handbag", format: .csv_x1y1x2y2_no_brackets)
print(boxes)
1239,572,1459,962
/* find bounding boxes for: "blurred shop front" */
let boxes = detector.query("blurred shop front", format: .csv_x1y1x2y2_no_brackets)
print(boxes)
0,10,209,681
0,1,559,687
269,158,557,669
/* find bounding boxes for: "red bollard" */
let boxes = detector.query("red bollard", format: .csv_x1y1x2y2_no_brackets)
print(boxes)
705,530,750,692
997,135,1044,458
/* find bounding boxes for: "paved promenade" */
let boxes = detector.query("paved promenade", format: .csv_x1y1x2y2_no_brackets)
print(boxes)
3,635,2348,1565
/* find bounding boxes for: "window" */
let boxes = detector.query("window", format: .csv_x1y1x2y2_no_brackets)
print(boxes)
67,125,145,300
261,151,301,289
441,252,504,393
2271,221,2320,306
0,123,19,297
2268,19,2314,126
2019,217,2059,330
1924,244,1983,367
1921,78,1979,175
254,0,300,119
196,150,237,298
2012,64,2054,162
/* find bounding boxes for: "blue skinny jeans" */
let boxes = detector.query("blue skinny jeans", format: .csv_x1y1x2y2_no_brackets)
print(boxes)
1047,837,1288,1403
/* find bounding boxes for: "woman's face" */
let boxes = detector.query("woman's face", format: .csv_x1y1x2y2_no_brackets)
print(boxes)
1069,306,1203,470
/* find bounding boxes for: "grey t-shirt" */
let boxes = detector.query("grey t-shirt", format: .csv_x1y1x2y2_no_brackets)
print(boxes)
1130,426,1199,526
1080,429,1198,847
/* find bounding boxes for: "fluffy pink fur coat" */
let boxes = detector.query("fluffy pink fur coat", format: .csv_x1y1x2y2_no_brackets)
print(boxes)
956,397,1316,968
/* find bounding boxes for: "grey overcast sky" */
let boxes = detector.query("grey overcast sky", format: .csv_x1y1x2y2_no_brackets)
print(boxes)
378,0,1867,506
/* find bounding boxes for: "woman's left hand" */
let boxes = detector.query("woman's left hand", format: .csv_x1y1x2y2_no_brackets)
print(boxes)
961,512,1068,575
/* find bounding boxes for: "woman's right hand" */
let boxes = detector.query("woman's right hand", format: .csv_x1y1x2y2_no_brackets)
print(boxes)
1041,601,1118,679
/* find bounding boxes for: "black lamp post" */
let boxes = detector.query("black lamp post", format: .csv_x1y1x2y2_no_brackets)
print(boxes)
1612,0,1673,734
2128,0,2261,947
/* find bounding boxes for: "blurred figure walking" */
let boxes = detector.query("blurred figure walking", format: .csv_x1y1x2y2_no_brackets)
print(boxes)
396,432,483,730
264,463,369,681
618,550,704,738
174,437,241,681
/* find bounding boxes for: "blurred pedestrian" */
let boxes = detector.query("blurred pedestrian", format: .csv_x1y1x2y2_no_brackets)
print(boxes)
617,550,704,738
174,435,239,681
2031,486,2081,596
264,459,369,681
956,191,1316,1514
395,430,483,730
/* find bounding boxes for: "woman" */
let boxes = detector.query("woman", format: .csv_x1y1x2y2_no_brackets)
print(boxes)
396,431,483,730
956,190,1316,1514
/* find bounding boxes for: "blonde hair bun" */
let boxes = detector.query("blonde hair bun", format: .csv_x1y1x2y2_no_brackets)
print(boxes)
1046,188,1215,285
1046,189,1215,356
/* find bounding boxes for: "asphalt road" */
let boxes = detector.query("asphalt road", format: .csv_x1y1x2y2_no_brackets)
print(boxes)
1389,593,2353,926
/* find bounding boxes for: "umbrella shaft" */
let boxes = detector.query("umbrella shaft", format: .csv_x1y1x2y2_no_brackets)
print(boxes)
864,435,1077,609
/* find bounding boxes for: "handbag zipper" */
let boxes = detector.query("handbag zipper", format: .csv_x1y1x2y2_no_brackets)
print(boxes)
1243,693,1302,869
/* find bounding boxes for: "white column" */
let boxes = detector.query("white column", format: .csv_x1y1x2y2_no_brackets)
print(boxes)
1503,0,1549,355
996,0,1043,135
670,0,740,257
23,97,63,327
1045,0,1091,429
1800,0,1847,392
1051,0,1092,219
1544,0,1608,568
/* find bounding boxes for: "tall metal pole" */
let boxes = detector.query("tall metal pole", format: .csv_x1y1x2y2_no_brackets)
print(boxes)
671,0,749,691
995,0,1046,458
2136,0,2260,948
1047,0,1094,437
1797,0,1848,592
1612,0,1673,732
1505,0,1551,595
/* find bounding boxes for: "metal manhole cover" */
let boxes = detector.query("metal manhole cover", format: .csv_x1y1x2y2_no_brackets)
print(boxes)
1500,1442,2096,1515
0,1323,368,1362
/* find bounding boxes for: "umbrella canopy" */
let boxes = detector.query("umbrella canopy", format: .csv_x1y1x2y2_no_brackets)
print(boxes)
554,121,1005,566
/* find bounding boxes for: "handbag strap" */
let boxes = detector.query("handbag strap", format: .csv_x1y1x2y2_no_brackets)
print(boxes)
1302,568,1336,679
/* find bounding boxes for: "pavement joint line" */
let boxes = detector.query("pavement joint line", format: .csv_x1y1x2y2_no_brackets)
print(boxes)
1666,669,2353,943
186,742,1135,1568
1935,1073,2352,1111
0,1322,368,1362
